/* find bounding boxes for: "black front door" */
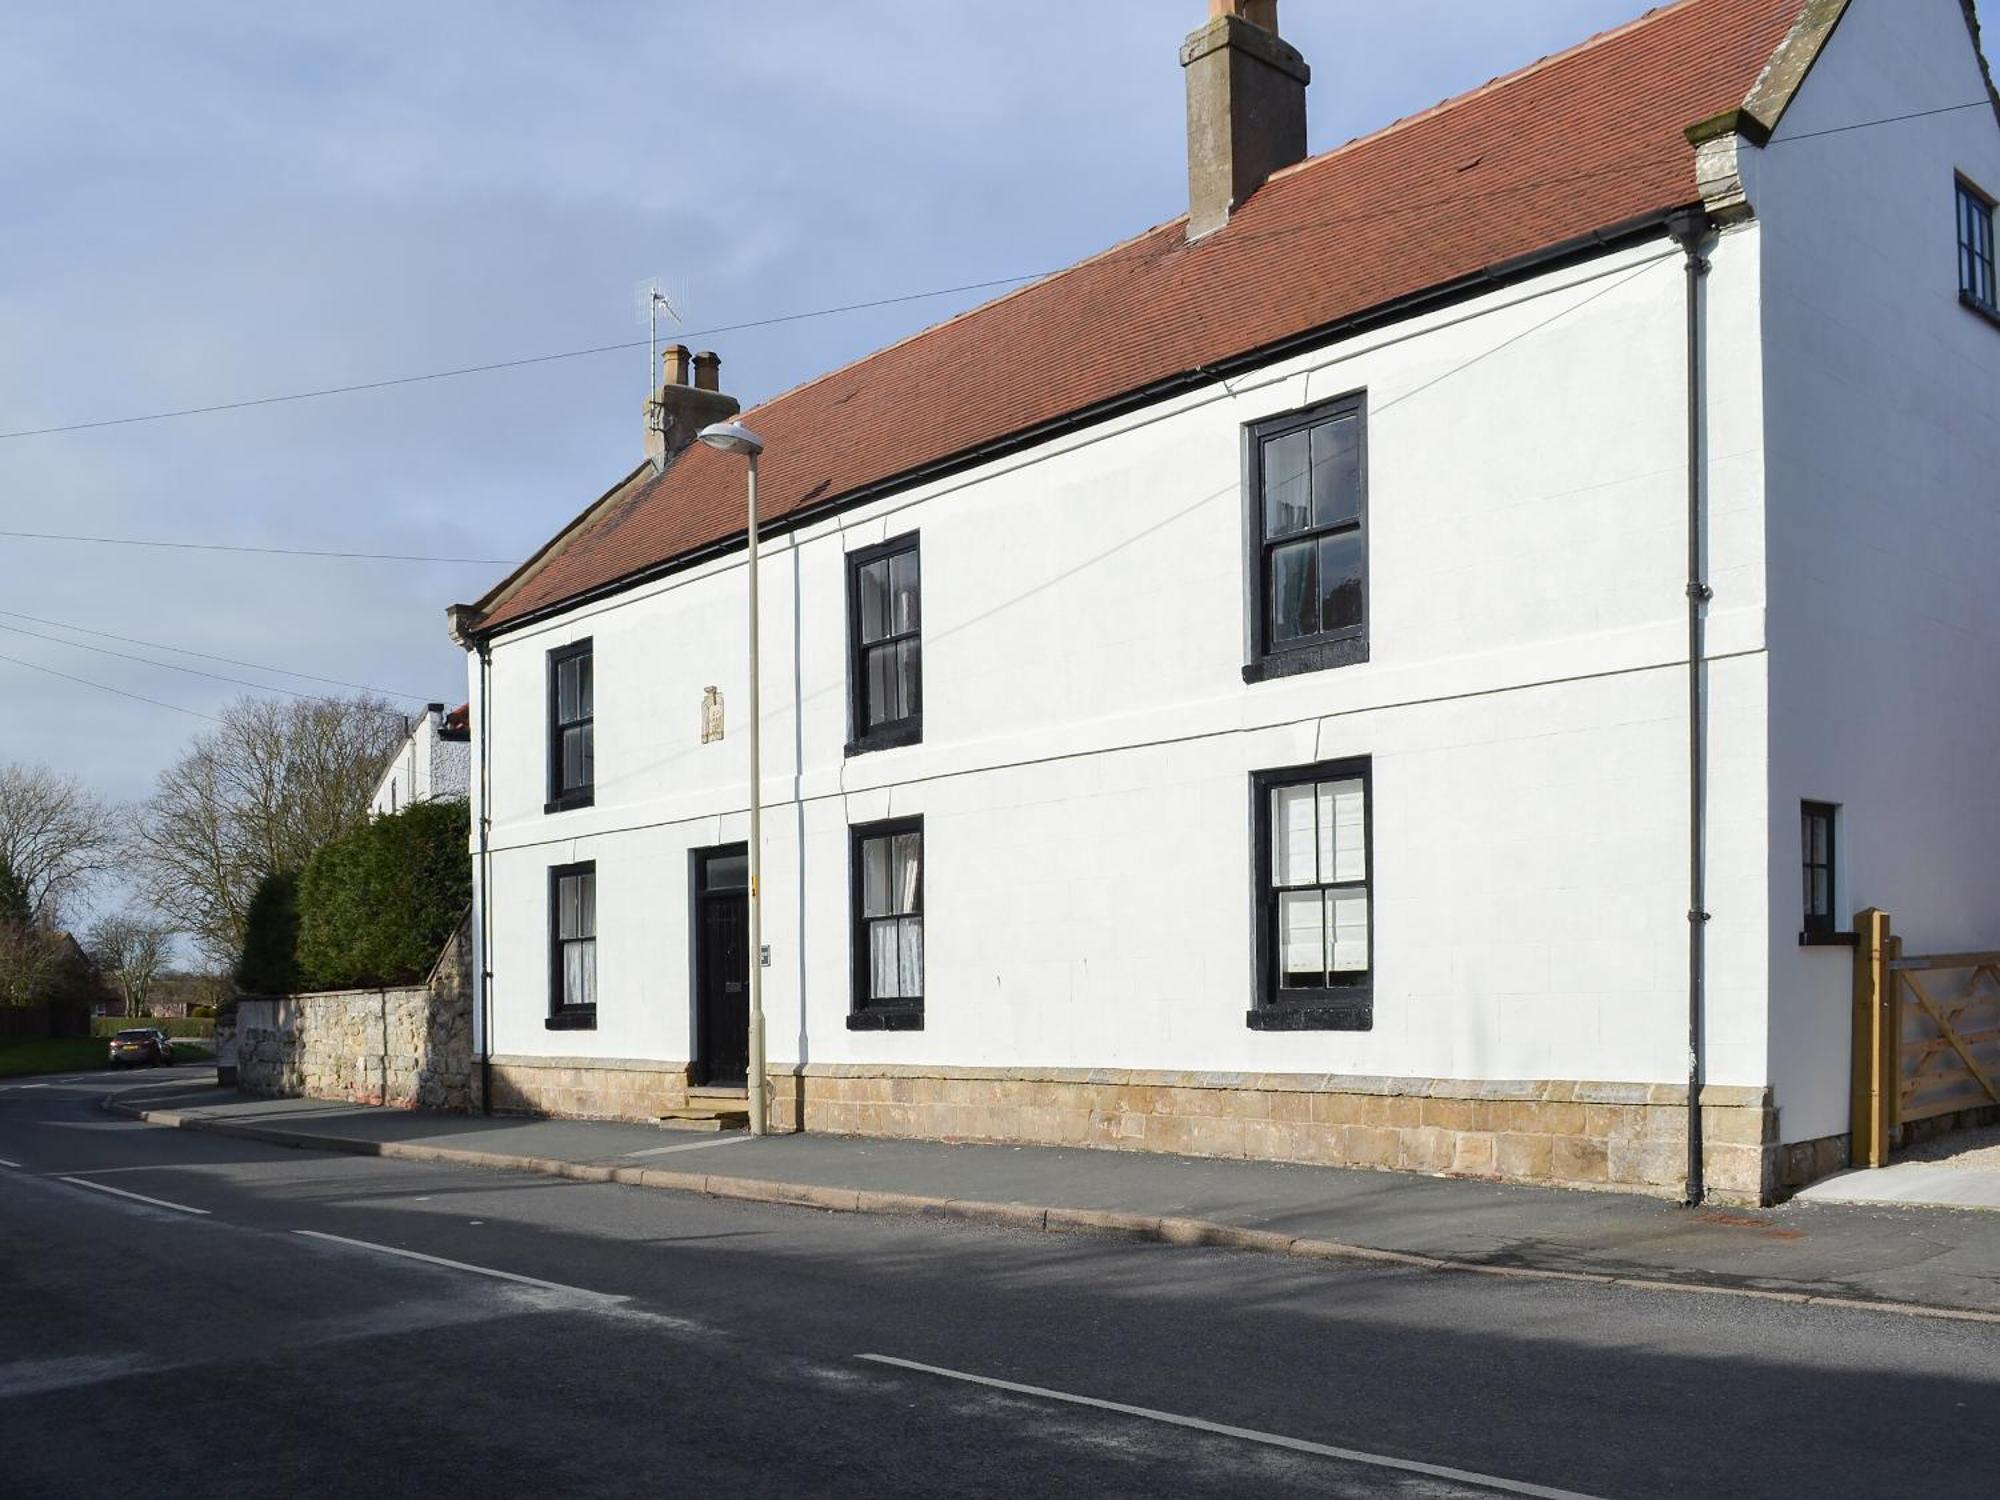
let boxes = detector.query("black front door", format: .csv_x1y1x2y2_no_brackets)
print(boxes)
693,845,749,1087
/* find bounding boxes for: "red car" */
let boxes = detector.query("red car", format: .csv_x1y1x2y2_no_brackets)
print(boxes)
108,1028,174,1068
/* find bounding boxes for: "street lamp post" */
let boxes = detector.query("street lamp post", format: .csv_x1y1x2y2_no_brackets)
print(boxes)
698,419,768,1136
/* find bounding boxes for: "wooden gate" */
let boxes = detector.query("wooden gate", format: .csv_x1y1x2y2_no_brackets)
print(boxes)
1851,909,2000,1167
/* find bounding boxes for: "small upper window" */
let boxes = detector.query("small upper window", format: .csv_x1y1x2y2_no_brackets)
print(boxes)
1802,801,1838,940
847,535,922,754
1961,176,1997,317
547,640,594,811
1244,394,1368,683
1250,759,1372,1030
849,818,924,1029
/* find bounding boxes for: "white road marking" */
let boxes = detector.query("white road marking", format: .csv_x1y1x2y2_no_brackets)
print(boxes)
857,1355,1611,1500
293,1230,623,1301
57,1177,210,1215
0,1157,22,1169
621,1133,756,1160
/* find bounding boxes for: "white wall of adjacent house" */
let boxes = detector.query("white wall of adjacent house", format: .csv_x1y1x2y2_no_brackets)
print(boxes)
370,707,472,819
468,224,1780,1097
1752,0,2000,1145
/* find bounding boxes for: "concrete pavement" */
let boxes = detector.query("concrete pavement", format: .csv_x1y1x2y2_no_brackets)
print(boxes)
97,1073,2000,1320
7,1069,2000,1499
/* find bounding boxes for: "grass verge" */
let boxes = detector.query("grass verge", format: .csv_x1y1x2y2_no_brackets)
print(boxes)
0,1038,215,1079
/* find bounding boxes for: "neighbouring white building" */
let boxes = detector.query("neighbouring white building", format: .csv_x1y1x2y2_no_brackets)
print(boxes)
368,702,471,819
448,0,2000,1203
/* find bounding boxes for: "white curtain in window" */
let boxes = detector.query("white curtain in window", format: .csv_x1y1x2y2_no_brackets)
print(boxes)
1279,890,1324,984
1321,778,1365,883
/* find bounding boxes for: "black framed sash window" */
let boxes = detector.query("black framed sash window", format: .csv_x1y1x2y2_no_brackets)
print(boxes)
847,535,922,754
548,862,597,1029
849,817,923,1029
1961,175,1997,317
547,640,594,812
1244,393,1368,682
1802,802,1837,940
1251,759,1372,1030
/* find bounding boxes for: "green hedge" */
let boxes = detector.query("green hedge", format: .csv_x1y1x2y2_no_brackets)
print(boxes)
91,1016,215,1039
294,799,471,991
235,870,301,996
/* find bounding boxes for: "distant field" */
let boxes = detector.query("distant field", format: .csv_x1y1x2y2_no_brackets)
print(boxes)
0,1038,215,1079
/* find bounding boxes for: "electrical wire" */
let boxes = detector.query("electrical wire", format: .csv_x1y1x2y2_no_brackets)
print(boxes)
0,648,220,722
0,607,432,701
0,618,391,703
0,528,512,565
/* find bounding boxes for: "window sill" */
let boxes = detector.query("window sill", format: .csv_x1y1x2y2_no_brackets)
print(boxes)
845,719,923,758
1799,931,1857,948
544,790,595,815
846,1009,925,1032
1243,635,1368,685
1963,290,2000,332
545,1008,598,1031
1246,1003,1372,1032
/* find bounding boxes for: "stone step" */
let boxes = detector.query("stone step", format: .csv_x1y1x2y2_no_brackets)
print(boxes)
654,1107,749,1134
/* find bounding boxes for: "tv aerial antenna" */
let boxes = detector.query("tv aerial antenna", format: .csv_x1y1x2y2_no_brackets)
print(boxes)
635,276,688,390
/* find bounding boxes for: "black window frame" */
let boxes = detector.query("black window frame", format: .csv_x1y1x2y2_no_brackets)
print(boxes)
1242,392,1370,684
545,638,595,813
1249,757,1374,1031
547,861,598,1030
1800,801,1841,944
1960,173,1999,325
847,815,925,1030
845,533,923,756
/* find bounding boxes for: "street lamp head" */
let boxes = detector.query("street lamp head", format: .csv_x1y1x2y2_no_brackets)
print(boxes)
698,420,764,457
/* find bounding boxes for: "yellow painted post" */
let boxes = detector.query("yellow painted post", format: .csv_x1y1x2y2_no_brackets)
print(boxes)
1850,909,1892,1168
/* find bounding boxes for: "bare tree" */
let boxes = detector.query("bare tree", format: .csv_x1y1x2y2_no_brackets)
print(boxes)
87,912,176,1017
0,764,119,922
132,695,405,966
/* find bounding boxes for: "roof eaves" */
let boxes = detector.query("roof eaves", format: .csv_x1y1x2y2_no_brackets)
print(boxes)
1962,0,2000,129
451,460,656,645
475,204,1686,643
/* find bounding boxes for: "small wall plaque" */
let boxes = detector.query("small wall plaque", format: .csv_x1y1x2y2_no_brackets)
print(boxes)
701,685,724,743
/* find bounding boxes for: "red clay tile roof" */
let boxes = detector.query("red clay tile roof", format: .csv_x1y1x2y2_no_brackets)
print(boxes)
475,0,1804,633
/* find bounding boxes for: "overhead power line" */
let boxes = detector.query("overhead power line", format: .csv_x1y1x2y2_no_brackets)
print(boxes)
0,528,512,565
1769,99,1994,145
0,648,219,722
0,275,1052,443
0,618,425,705
0,607,432,701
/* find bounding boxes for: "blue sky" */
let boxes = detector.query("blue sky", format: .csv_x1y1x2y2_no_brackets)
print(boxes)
0,0,1981,830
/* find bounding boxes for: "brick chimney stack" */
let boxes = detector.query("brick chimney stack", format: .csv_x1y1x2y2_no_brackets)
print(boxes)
645,343,739,473
1182,0,1309,241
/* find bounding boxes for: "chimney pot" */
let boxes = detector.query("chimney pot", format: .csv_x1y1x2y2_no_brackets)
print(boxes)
645,347,740,471
1182,3,1309,240
1209,0,1278,28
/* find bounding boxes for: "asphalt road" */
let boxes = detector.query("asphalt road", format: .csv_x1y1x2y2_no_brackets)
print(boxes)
3,1073,1997,1500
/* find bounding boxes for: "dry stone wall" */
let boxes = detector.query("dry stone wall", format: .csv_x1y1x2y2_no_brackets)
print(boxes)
236,921,473,1112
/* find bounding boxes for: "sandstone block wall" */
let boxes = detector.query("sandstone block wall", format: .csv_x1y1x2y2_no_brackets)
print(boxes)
235,921,474,1112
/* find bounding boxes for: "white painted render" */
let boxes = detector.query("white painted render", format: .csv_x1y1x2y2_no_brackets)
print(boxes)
462,1,1999,1145
370,705,471,819
1750,0,2000,1144
469,231,1777,1095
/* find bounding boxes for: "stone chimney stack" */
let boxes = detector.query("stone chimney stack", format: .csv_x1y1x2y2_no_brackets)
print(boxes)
645,342,739,472
1182,0,1309,240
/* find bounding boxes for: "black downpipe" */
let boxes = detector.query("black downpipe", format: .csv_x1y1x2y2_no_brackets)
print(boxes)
477,639,494,1116
1668,207,1713,1207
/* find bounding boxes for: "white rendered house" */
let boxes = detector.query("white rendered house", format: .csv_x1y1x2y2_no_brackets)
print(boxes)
449,0,2000,1203
368,702,471,819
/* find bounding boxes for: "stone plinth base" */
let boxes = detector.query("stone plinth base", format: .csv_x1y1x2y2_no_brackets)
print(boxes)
486,1055,693,1122
474,1057,1817,1203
